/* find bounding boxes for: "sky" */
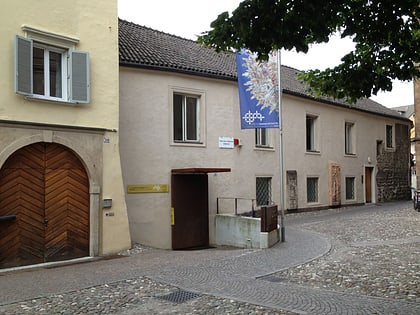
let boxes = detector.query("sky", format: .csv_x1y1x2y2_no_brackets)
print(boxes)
118,0,414,108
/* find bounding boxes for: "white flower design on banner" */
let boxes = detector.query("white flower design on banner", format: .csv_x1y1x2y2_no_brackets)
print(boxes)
242,52,279,114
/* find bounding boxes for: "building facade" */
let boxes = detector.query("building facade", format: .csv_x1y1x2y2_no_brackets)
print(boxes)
0,1,131,269
119,20,411,250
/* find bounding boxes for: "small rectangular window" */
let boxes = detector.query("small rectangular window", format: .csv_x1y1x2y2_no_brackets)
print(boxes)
306,115,317,152
307,177,318,203
256,177,271,206
345,177,355,200
173,94,200,142
345,122,354,155
255,128,270,147
386,125,393,148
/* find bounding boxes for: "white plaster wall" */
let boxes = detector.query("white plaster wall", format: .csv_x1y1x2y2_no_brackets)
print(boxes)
282,94,407,207
119,68,280,249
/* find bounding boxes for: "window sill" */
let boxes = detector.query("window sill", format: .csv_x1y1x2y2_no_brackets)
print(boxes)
344,153,357,158
307,201,320,206
24,94,85,105
254,145,275,151
171,141,205,148
305,150,321,155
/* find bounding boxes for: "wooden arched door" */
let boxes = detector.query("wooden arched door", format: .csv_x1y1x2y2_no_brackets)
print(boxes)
0,142,89,268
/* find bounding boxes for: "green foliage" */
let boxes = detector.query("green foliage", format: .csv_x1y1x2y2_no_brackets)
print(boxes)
198,0,420,103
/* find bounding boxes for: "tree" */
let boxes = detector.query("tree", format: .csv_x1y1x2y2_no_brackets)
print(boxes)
198,0,420,103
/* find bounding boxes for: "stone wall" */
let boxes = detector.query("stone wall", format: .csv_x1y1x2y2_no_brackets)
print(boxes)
376,123,411,201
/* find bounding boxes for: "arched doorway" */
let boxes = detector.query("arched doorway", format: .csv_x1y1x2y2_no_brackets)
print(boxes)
0,142,90,268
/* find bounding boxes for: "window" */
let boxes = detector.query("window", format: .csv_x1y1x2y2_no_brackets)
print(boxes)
173,93,200,142
386,125,393,148
345,177,355,200
345,122,355,155
307,177,318,203
255,128,270,147
15,35,90,103
33,44,64,98
256,177,271,206
306,115,318,152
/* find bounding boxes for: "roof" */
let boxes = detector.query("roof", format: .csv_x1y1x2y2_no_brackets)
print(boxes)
390,105,414,118
119,19,236,80
118,19,409,122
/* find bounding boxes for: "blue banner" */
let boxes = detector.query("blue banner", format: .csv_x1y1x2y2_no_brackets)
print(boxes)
236,50,279,129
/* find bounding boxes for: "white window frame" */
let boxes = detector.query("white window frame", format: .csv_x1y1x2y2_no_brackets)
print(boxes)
172,90,204,145
15,27,90,104
306,114,319,152
255,128,271,148
345,121,355,155
32,42,68,101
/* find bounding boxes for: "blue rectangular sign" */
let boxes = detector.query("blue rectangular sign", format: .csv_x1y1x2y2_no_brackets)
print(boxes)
236,50,279,129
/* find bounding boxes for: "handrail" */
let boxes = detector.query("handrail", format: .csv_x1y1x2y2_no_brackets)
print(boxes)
216,197,256,217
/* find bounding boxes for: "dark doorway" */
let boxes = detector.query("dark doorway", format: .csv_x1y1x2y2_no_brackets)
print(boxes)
365,167,374,203
171,173,209,249
170,168,230,250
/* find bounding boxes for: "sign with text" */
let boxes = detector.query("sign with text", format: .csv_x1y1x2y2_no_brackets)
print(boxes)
219,136,234,149
127,184,169,193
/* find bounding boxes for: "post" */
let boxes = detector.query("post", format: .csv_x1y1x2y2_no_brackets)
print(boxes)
277,50,286,242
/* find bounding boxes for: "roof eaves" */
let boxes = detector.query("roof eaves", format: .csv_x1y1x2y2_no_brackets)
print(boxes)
283,90,410,122
120,62,237,81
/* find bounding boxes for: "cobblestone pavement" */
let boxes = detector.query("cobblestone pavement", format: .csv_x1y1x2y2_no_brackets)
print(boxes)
0,201,419,314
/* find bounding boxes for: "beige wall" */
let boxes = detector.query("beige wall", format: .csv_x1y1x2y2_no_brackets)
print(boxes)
119,68,280,249
120,67,410,249
0,0,130,255
283,94,407,207
0,0,119,128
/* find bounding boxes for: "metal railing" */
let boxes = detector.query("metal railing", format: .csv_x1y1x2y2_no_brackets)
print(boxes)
216,197,256,217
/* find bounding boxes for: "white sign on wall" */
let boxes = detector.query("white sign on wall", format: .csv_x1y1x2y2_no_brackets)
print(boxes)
219,137,234,149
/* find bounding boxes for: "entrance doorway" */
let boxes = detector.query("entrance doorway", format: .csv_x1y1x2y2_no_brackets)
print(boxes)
0,142,90,268
171,173,209,249
365,166,374,203
171,168,230,250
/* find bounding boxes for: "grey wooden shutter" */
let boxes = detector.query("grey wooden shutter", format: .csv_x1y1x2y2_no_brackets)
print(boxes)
70,51,90,103
15,36,33,95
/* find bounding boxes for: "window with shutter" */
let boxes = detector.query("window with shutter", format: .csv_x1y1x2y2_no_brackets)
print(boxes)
15,36,32,95
71,51,90,103
14,34,90,104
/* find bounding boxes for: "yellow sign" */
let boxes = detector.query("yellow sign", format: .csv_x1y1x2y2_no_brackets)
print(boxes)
170,207,175,226
127,184,169,193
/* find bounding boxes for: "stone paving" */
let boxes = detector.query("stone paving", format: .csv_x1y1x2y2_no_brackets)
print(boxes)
0,201,419,314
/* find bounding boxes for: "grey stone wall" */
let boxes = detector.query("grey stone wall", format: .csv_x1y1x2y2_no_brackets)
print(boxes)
376,123,411,201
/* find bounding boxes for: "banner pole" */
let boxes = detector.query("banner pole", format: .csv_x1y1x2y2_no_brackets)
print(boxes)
277,50,285,242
